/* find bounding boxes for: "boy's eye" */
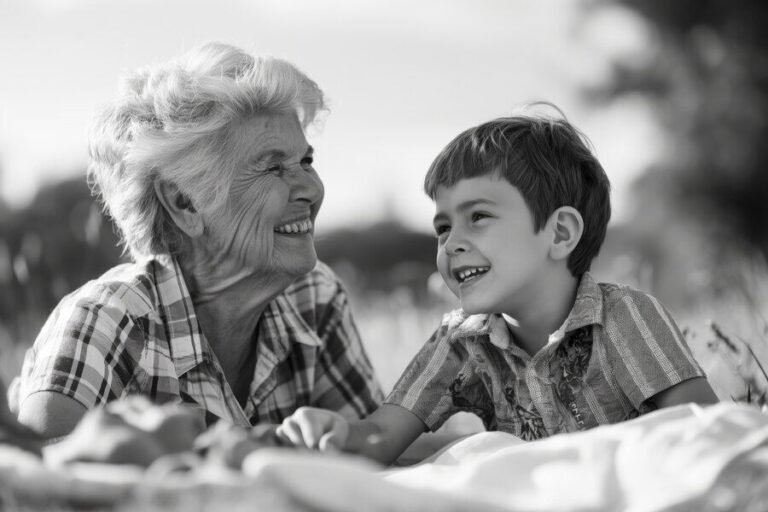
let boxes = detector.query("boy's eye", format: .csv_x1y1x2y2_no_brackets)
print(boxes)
471,212,489,222
434,225,450,237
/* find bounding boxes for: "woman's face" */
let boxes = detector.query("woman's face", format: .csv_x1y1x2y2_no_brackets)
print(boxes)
205,112,324,278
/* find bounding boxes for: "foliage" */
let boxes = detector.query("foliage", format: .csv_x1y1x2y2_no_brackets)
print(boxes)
591,0,768,262
589,0,768,409
706,321,768,407
0,175,124,343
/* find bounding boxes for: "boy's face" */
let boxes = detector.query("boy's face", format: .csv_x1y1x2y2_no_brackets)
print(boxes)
433,175,552,315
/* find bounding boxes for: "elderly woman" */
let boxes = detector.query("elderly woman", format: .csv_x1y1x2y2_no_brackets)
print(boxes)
9,42,383,439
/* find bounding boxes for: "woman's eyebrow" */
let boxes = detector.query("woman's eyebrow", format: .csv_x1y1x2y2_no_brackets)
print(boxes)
250,150,286,165
253,145,313,163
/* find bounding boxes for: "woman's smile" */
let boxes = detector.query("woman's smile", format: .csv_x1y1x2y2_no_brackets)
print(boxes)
274,218,313,235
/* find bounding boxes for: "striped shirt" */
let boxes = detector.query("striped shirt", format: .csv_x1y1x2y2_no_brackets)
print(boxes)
9,256,383,427
385,273,705,440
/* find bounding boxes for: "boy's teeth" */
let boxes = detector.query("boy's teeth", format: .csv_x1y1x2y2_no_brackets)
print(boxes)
275,219,313,234
457,266,490,282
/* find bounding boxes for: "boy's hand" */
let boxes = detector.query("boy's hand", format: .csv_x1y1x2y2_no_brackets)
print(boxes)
277,407,350,452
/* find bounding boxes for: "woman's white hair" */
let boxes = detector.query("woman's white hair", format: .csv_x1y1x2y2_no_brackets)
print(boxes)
88,42,326,259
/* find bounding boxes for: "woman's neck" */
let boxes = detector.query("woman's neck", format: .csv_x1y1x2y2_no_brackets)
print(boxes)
176,244,293,366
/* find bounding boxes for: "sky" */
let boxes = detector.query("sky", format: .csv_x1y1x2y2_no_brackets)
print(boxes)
0,0,657,234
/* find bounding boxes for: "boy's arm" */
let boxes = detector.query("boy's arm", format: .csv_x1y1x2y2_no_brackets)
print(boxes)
278,404,426,466
602,289,718,412
648,376,719,409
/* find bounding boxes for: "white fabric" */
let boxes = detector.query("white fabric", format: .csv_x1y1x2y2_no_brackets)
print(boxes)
3,402,767,511
242,402,768,512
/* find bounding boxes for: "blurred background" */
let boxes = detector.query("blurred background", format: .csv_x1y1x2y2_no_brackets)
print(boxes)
1,0,767,407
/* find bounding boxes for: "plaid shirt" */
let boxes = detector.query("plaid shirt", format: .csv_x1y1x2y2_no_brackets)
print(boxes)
385,273,705,440
9,257,383,427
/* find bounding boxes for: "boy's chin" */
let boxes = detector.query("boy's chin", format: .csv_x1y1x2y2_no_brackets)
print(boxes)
460,297,505,316
459,300,487,315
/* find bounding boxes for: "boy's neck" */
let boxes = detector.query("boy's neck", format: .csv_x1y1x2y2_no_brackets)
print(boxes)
505,268,580,357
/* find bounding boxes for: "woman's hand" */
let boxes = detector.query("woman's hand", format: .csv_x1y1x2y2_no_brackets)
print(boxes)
277,407,350,452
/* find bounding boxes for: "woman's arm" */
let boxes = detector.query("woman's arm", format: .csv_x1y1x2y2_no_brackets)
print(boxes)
17,391,87,439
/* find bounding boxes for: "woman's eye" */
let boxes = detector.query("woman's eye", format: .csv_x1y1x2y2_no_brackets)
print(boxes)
266,163,284,174
471,212,489,222
300,156,314,169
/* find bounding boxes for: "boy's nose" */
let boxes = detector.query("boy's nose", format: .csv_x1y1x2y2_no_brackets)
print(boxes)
445,233,469,255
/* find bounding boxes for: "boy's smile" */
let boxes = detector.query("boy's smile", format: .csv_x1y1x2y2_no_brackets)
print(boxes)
433,175,553,316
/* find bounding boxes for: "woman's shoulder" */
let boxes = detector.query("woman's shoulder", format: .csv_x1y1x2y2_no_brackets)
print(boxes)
57,259,162,318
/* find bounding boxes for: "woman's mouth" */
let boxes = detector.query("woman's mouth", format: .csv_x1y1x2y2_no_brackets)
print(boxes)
274,218,313,235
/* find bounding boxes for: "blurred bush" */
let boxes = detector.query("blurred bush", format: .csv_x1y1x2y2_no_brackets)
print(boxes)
585,0,768,405
589,0,768,301
0,174,124,344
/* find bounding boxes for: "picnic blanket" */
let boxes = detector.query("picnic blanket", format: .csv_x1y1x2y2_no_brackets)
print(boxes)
2,402,767,511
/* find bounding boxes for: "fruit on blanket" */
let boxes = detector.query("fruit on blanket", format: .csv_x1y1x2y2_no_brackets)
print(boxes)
196,422,290,469
107,396,206,455
45,397,206,467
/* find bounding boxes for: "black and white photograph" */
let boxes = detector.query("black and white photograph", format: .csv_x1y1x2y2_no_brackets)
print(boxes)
1,0,767,510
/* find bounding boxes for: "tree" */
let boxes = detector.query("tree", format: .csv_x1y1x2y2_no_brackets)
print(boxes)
594,0,768,261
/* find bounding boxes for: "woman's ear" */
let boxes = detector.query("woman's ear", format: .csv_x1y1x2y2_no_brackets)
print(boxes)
548,206,584,261
154,180,203,238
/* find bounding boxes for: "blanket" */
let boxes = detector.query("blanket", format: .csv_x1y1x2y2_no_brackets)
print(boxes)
2,402,767,511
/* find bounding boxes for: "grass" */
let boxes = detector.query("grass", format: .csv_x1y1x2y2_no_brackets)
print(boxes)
2,272,767,415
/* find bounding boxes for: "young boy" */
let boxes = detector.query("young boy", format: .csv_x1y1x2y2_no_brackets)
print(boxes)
278,106,719,465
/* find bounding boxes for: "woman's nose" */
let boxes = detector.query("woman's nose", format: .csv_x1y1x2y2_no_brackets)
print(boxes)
288,167,324,206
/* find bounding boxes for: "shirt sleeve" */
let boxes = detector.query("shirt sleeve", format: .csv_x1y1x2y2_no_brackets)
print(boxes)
384,320,476,432
601,289,705,409
311,281,384,420
12,289,143,412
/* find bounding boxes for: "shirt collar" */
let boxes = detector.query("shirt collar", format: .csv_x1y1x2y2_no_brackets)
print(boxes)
152,257,324,379
562,272,604,332
150,255,207,377
446,271,604,349
262,292,323,357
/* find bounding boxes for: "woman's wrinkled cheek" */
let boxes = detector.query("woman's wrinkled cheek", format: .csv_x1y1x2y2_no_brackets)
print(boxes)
208,183,273,265
237,186,279,266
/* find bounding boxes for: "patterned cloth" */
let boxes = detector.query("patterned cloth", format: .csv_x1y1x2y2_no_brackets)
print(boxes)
385,273,705,440
9,256,383,427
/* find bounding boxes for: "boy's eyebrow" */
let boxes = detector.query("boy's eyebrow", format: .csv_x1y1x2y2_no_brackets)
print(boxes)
433,199,496,224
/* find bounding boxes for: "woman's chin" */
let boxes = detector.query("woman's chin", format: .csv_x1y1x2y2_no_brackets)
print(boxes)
280,251,318,277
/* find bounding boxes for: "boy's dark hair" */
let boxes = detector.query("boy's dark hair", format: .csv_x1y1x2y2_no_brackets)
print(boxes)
424,104,611,277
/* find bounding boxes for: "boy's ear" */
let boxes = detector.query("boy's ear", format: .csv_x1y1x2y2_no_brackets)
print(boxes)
548,206,584,261
154,180,204,238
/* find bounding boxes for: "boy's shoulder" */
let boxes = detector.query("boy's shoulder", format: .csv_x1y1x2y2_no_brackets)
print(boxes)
597,279,657,307
592,277,669,326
